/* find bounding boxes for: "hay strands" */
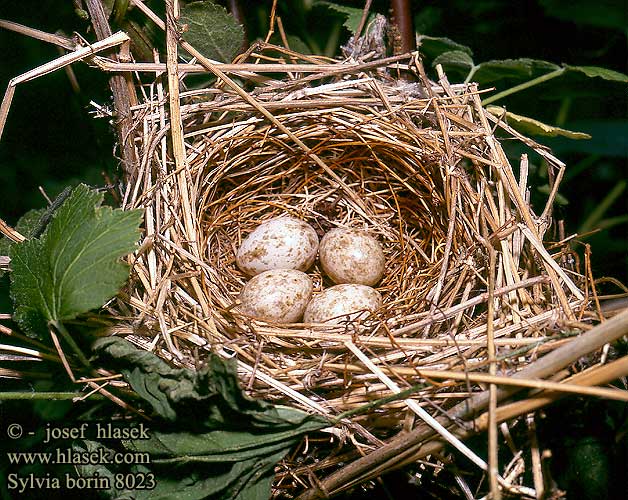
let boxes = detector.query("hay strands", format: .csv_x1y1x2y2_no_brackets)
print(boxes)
296,308,628,499
116,13,599,493
0,27,130,142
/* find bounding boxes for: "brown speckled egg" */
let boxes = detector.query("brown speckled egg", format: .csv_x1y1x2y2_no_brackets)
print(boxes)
304,284,382,324
319,228,385,285
238,269,313,323
236,217,319,276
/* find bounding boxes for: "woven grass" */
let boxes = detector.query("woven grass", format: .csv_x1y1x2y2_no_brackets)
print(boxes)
110,29,603,498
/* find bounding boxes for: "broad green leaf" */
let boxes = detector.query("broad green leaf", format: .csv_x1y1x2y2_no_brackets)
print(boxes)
486,106,591,139
94,336,329,429
315,1,373,33
432,50,475,73
472,58,560,84
90,338,328,500
124,409,327,460
565,65,628,82
9,184,142,336
417,35,472,60
8,208,45,240
76,440,253,500
94,336,268,423
180,1,244,62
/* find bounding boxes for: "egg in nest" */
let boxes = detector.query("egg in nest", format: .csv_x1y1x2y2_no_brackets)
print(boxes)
238,269,313,323
318,228,385,286
304,284,382,324
236,217,319,276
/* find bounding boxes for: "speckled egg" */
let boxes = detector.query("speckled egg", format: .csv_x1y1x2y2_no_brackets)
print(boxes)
319,228,385,286
238,269,313,323
304,284,382,324
236,217,319,276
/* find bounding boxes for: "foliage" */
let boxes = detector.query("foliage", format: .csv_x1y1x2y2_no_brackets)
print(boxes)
486,106,591,140
0,208,45,277
315,1,374,33
80,337,328,499
180,1,245,62
9,184,142,337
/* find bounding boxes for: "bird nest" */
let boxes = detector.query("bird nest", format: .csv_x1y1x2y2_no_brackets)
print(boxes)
114,42,595,496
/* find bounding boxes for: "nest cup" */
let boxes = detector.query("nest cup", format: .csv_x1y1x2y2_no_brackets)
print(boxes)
200,110,450,327
122,42,587,494
127,48,582,410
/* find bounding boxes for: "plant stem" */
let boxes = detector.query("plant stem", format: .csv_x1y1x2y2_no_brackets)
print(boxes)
556,97,572,126
227,0,248,49
52,320,91,368
481,68,565,105
296,308,628,500
85,0,137,180
579,180,627,234
333,382,428,422
0,391,105,400
390,0,414,53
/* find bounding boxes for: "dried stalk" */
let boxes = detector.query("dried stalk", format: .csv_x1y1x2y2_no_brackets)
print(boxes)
85,0,137,179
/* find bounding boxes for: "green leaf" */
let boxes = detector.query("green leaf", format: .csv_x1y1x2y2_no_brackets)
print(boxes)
180,1,244,62
77,441,283,500
486,106,592,139
90,337,329,499
417,35,472,60
432,50,475,73
565,65,628,82
0,208,45,277
124,408,327,460
315,1,373,33
9,184,142,336
94,336,329,429
0,208,46,253
94,336,266,423
472,58,560,84
12,208,46,239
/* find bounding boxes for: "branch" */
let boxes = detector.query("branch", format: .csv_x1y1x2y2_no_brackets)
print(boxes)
390,0,414,53
85,0,138,181
297,307,628,499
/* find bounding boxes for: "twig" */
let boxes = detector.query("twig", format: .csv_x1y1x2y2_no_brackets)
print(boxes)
0,19,75,50
345,340,490,472
0,391,106,400
0,31,130,141
390,0,414,53
354,0,373,40
85,0,138,179
486,238,501,499
296,308,628,499
527,414,544,499
482,69,566,106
